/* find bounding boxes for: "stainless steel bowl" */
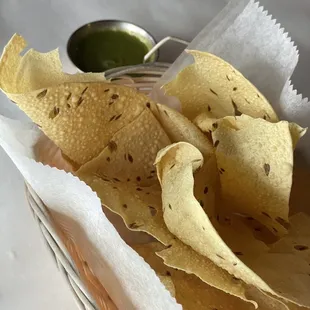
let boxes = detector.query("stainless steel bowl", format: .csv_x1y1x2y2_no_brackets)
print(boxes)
67,20,158,72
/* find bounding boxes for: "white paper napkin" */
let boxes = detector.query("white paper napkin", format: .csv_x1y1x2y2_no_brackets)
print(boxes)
152,0,303,122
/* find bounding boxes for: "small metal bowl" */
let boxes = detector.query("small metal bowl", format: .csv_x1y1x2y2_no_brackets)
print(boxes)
67,20,158,72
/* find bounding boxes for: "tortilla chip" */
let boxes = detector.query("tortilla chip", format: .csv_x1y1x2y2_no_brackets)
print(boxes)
8,83,152,165
246,213,310,307
0,34,105,94
171,271,255,310
163,50,278,121
289,123,307,149
137,243,290,310
269,213,310,256
77,108,171,186
246,289,290,310
288,303,308,310
212,115,305,235
155,104,213,157
193,155,219,218
194,114,307,152
264,213,310,308
155,103,220,217
250,254,310,307
216,215,269,265
134,243,257,310
156,241,251,304
193,112,219,136
157,275,176,298
155,142,274,292
79,175,172,244
235,215,279,245
289,153,310,216
74,102,171,242
289,213,310,238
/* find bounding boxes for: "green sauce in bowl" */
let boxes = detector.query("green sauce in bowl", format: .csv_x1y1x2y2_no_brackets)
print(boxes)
67,21,157,73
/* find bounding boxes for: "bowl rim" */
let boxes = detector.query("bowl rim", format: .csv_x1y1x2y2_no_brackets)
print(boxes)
67,19,159,72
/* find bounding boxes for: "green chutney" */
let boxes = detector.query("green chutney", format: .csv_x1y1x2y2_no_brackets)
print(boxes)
72,30,150,72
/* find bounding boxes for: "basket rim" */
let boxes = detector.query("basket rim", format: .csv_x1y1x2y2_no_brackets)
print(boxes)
104,62,170,79
25,183,98,310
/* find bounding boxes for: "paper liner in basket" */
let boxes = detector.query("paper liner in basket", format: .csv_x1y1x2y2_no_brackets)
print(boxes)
0,116,181,310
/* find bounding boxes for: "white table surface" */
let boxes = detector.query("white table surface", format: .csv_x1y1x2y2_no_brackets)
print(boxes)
0,0,310,309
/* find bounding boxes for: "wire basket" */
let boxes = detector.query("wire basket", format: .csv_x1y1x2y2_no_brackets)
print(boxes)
25,62,170,310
